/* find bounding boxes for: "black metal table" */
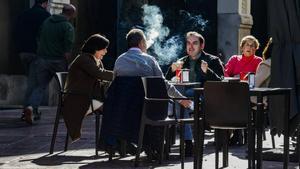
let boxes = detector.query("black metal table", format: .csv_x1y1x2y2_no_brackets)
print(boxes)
193,87,291,169
250,87,291,169
169,81,201,118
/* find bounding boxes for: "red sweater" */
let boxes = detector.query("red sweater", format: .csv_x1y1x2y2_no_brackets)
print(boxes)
225,54,263,77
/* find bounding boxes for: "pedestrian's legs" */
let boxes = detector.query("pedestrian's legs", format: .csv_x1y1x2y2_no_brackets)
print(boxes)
29,59,67,109
19,52,36,75
28,59,53,110
24,60,38,107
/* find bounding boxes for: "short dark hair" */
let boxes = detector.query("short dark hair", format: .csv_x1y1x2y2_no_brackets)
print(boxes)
62,4,76,17
35,0,48,4
186,31,205,44
81,34,109,55
126,29,145,48
240,35,260,50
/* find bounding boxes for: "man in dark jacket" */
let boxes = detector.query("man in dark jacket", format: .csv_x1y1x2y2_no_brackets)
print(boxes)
37,4,76,61
23,4,76,124
165,31,224,84
16,0,50,66
15,0,50,121
165,31,224,156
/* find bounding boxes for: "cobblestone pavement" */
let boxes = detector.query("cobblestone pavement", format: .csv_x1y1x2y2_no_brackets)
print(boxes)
0,107,298,169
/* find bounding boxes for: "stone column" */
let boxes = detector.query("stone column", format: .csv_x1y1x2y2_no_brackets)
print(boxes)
217,0,253,62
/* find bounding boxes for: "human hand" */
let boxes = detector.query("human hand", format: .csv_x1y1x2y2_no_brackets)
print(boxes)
171,61,183,72
200,60,208,73
179,99,192,108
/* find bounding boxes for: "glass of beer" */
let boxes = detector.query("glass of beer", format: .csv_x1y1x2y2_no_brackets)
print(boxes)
175,61,183,82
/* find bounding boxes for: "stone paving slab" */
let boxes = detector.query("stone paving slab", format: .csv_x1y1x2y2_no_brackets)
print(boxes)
0,107,298,169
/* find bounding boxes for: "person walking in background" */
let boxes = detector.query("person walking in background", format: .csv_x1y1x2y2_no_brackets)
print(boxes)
62,34,113,141
15,0,50,121
225,35,262,79
23,4,76,124
165,31,224,156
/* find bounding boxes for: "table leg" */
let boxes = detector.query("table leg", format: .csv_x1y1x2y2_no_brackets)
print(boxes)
256,102,264,169
248,112,255,169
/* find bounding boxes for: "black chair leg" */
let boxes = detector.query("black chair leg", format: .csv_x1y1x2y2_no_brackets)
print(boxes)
263,129,266,141
64,132,69,151
271,134,276,148
159,126,167,164
223,130,229,168
165,126,171,160
119,139,127,157
135,122,146,167
95,112,100,156
180,123,185,169
215,129,219,169
244,129,248,144
50,107,61,154
297,128,300,169
247,124,254,169
199,120,205,169
108,145,114,161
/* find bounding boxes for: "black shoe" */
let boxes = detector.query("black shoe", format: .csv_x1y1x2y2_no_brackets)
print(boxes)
20,113,25,121
144,146,160,161
185,140,193,157
33,112,41,121
105,145,117,157
33,109,41,121
229,130,244,146
125,143,137,156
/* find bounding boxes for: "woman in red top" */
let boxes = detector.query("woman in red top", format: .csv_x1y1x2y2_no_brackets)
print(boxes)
224,35,262,145
225,35,263,78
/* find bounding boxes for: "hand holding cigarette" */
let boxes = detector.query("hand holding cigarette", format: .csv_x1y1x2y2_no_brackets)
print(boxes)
171,60,183,72
201,60,208,73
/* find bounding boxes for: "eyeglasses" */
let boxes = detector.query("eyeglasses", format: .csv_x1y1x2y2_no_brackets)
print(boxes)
244,43,256,48
244,42,256,48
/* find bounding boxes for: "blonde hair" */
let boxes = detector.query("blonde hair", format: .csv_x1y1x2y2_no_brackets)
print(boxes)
240,35,260,50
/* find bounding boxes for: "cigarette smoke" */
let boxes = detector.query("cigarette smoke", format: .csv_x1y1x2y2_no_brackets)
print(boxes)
142,4,208,65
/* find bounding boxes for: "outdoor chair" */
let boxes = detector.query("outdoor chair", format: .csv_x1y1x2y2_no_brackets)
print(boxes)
199,81,256,169
100,76,145,161
49,72,102,156
135,76,194,168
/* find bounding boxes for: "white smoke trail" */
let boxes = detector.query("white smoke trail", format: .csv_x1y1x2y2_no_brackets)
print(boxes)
142,4,169,48
142,4,208,65
142,4,181,65
152,35,183,65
